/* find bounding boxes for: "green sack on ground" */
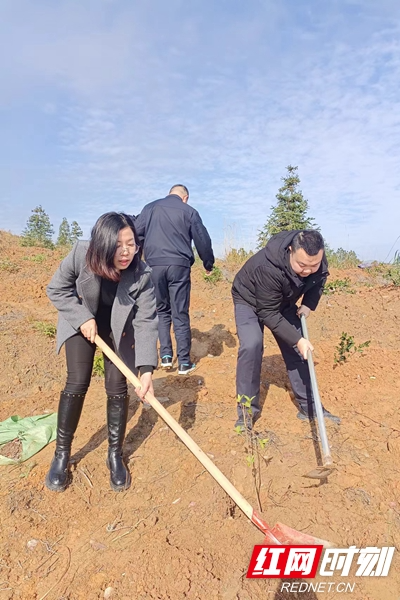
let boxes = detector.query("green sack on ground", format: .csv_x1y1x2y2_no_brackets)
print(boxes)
0,413,57,466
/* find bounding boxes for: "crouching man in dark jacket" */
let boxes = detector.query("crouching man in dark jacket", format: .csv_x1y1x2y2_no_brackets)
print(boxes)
231,229,340,430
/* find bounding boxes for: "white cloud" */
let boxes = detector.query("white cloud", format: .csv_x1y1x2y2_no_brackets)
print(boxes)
0,0,400,260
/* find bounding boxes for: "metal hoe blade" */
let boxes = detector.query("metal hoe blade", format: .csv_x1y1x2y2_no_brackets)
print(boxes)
303,466,336,480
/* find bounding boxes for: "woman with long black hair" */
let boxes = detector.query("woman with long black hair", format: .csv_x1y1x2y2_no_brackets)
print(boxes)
45,212,158,492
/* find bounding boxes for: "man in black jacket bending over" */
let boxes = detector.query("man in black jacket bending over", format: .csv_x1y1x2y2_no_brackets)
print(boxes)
232,229,340,430
135,185,214,374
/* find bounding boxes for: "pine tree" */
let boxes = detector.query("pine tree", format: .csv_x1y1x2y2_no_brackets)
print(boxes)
70,221,83,243
21,205,54,248
257,165,317,248
57,217,71,246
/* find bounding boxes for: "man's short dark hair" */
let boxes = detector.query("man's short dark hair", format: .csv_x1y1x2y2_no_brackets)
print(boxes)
291,230,324,256
169,184,189,197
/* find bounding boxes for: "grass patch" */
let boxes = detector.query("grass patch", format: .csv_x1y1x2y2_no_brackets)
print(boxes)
93,352,105,377
0,259,20,273
365,262,400,286
32,321,57,338
386,265,400,286
23,254,47,263
323,277,355,295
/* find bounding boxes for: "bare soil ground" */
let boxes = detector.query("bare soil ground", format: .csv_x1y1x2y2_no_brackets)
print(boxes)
0,231,399,599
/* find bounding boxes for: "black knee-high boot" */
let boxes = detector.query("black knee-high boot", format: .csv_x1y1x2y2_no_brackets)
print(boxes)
45,391,85,492
106,394,131,492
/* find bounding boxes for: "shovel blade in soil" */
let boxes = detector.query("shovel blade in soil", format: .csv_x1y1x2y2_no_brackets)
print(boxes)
303,466,336,480
269,522,333,548
252,511,333,547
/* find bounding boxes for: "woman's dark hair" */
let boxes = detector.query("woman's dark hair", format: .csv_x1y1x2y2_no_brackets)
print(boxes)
291,230,324,256
86,212,141,281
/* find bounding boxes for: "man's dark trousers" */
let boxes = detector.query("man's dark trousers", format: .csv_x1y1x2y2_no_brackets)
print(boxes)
150,265,191,365
235,303,313,422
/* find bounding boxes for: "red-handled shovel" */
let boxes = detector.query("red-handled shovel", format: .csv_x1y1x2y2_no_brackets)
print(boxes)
96,335,333,547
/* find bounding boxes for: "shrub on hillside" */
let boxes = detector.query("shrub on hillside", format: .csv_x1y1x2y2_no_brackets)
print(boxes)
225,247,253,266
203,266,223,284
325,246,359,268
334,332,371,364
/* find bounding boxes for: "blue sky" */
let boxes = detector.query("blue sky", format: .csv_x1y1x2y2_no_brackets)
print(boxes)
1,0,400,260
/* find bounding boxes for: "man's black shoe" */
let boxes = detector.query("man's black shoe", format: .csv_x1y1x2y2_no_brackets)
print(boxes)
161,355,173,368
297,408,341,425
178,362,196,375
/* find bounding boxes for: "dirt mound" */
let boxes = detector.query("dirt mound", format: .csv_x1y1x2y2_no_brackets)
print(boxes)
0,235,399,599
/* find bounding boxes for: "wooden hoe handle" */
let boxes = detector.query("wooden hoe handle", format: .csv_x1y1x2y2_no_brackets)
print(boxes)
95,335,259,527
